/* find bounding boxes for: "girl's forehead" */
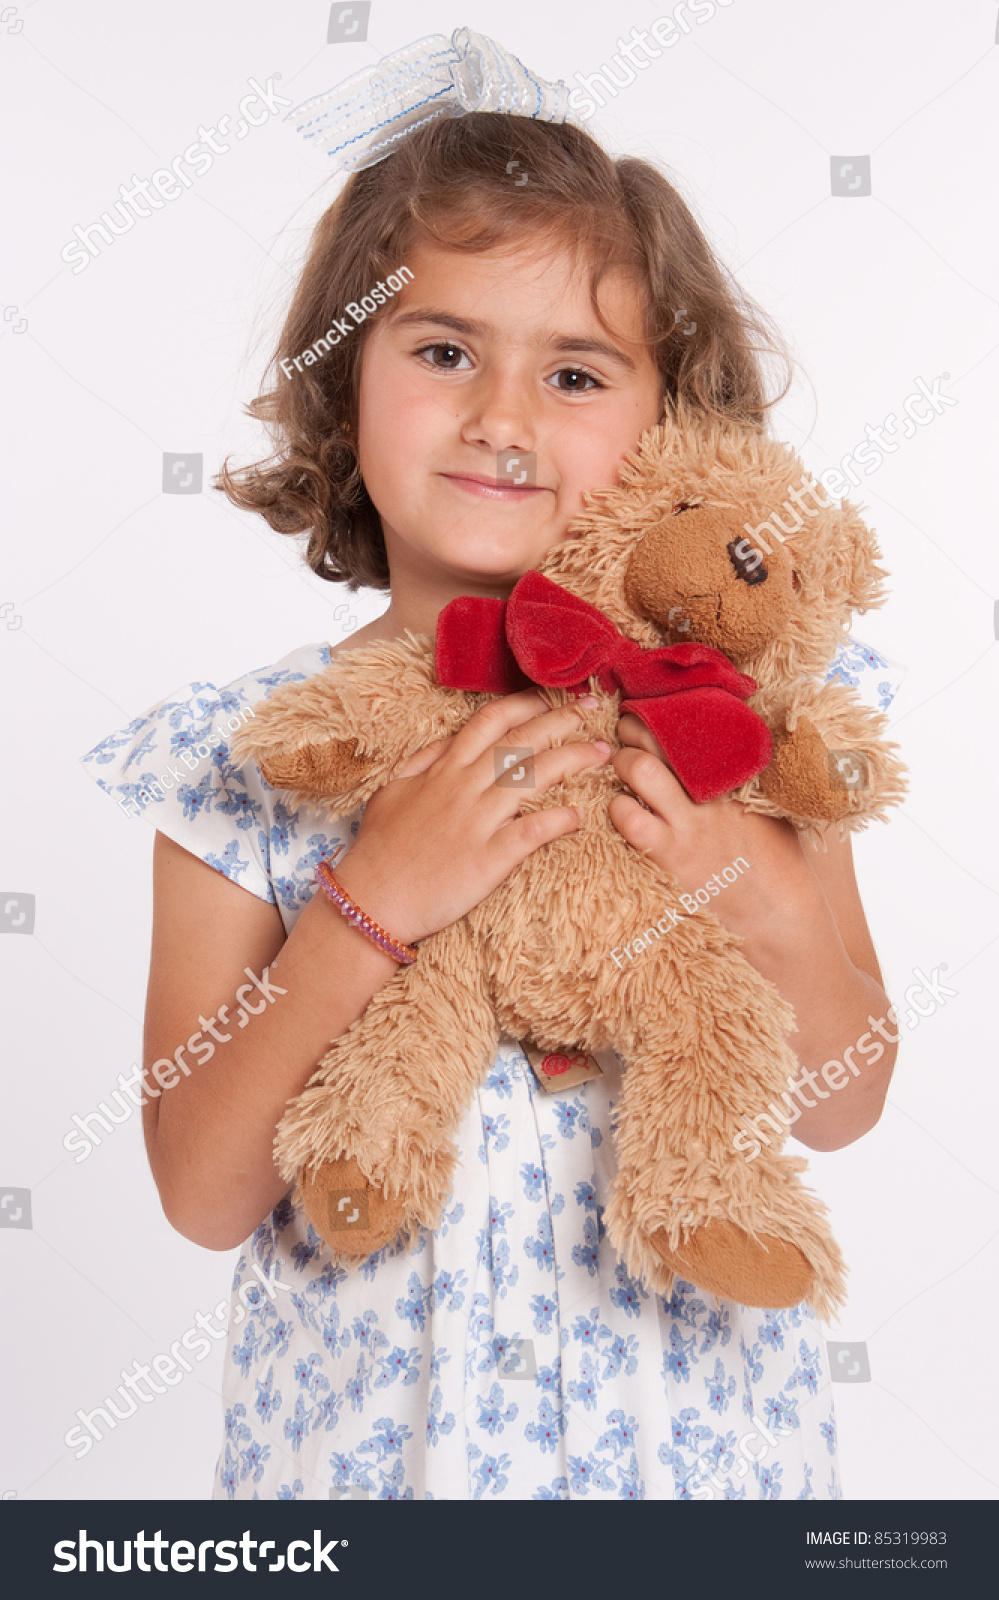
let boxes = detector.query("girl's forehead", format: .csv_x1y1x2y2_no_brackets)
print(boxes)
403,235,624,286
390,238,648,338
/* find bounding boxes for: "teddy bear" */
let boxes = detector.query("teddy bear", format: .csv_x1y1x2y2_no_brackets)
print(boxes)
232,407,906,1319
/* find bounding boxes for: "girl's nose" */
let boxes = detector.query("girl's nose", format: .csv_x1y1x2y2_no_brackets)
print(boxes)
459,372,538,455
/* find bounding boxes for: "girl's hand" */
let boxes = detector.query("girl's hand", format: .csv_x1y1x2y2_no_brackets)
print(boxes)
334,690,611,946
608,713,825,947
610,713,899,1155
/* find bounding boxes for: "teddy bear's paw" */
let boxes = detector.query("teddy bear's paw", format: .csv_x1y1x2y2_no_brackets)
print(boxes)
301,1156,412,1260
651,1218,815,1309
259,738,375,798
760,716,857,822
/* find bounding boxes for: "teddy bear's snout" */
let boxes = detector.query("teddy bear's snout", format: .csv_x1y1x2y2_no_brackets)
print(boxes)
669,591,722,636
623,502,795,660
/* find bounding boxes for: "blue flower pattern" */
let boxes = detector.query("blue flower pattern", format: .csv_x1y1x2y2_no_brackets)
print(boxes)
80,637,898,1499
824,638,906,712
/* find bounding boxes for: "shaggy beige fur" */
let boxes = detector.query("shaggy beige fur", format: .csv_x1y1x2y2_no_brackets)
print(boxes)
232,410,906,1319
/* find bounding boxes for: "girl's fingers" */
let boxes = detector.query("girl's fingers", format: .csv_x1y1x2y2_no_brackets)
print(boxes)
613,742,689,821
395,736,452,779
448,690,580,768
615,712,666,761
484,736,612,812
467,704,601,801
490,803,585,873
607,789,667,851
397,697,591,786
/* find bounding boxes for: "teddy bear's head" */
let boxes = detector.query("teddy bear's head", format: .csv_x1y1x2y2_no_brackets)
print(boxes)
537,405,889,700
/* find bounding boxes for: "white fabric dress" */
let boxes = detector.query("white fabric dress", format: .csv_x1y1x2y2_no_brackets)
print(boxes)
81,637,905,1501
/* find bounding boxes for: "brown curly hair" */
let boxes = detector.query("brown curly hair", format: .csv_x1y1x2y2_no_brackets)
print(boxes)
217,112,793,592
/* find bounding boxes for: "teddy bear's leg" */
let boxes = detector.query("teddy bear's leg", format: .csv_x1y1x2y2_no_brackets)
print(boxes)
601,933,846,1319
274,917,499,1261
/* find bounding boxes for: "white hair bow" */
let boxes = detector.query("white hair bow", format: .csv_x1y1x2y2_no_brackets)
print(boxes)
286,26,575,173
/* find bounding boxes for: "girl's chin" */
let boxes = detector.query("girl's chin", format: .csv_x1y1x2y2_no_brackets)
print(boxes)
428,533,562,575
449,553,559,585
384,521,566,583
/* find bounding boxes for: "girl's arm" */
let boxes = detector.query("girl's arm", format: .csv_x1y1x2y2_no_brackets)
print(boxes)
611,717,898,1152
141,691,610,1249
142,835,403,1250
722,826,897,1152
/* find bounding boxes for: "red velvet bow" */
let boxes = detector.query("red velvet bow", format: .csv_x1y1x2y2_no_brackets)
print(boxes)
435,570,771,803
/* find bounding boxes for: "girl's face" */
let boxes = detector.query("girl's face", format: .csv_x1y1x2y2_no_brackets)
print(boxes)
356,238,663,599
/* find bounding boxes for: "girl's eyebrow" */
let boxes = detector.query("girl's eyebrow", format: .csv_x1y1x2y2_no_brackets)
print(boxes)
388,307,637,371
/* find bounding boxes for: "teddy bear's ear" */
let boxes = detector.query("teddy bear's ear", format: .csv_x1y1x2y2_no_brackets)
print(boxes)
827,500,890,614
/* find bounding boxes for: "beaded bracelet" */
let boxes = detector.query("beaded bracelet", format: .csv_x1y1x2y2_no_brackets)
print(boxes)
314,858,418,965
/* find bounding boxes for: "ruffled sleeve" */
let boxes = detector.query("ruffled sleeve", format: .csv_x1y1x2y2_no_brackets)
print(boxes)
825,635,906,713
79,643,338,912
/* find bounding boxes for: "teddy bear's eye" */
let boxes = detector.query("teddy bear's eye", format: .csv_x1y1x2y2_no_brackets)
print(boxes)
726,538,769,586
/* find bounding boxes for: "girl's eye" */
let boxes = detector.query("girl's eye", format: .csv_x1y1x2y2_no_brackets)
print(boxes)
413,346,604,391
416,343,471,371
548,367,604,393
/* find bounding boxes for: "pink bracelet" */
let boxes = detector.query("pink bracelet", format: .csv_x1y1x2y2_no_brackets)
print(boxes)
314,859,418,966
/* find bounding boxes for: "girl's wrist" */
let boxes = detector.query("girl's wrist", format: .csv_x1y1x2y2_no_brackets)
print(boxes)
329,853,426,950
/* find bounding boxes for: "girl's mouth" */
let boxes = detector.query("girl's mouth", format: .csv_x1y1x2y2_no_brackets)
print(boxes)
440,473,549,502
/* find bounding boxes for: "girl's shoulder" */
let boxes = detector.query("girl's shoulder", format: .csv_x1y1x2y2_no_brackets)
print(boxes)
79,641,359,921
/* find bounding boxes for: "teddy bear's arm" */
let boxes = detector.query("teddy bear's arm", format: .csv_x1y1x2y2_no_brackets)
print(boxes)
741,678,907,833
230,665,392,812
230,632,481,814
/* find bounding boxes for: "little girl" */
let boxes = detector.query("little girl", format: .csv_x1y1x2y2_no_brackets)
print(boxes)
84,39,901,1501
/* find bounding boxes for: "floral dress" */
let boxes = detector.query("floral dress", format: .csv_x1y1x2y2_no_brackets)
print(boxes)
81,637,905,1501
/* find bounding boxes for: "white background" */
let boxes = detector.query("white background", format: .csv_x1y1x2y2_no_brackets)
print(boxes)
1,0,997,1502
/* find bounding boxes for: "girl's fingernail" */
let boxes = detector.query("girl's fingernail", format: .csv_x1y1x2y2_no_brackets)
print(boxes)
593,740,612,756
579,694,601,708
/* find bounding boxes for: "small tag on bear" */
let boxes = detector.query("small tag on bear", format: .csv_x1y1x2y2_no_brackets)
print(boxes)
521,1040,604,1094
